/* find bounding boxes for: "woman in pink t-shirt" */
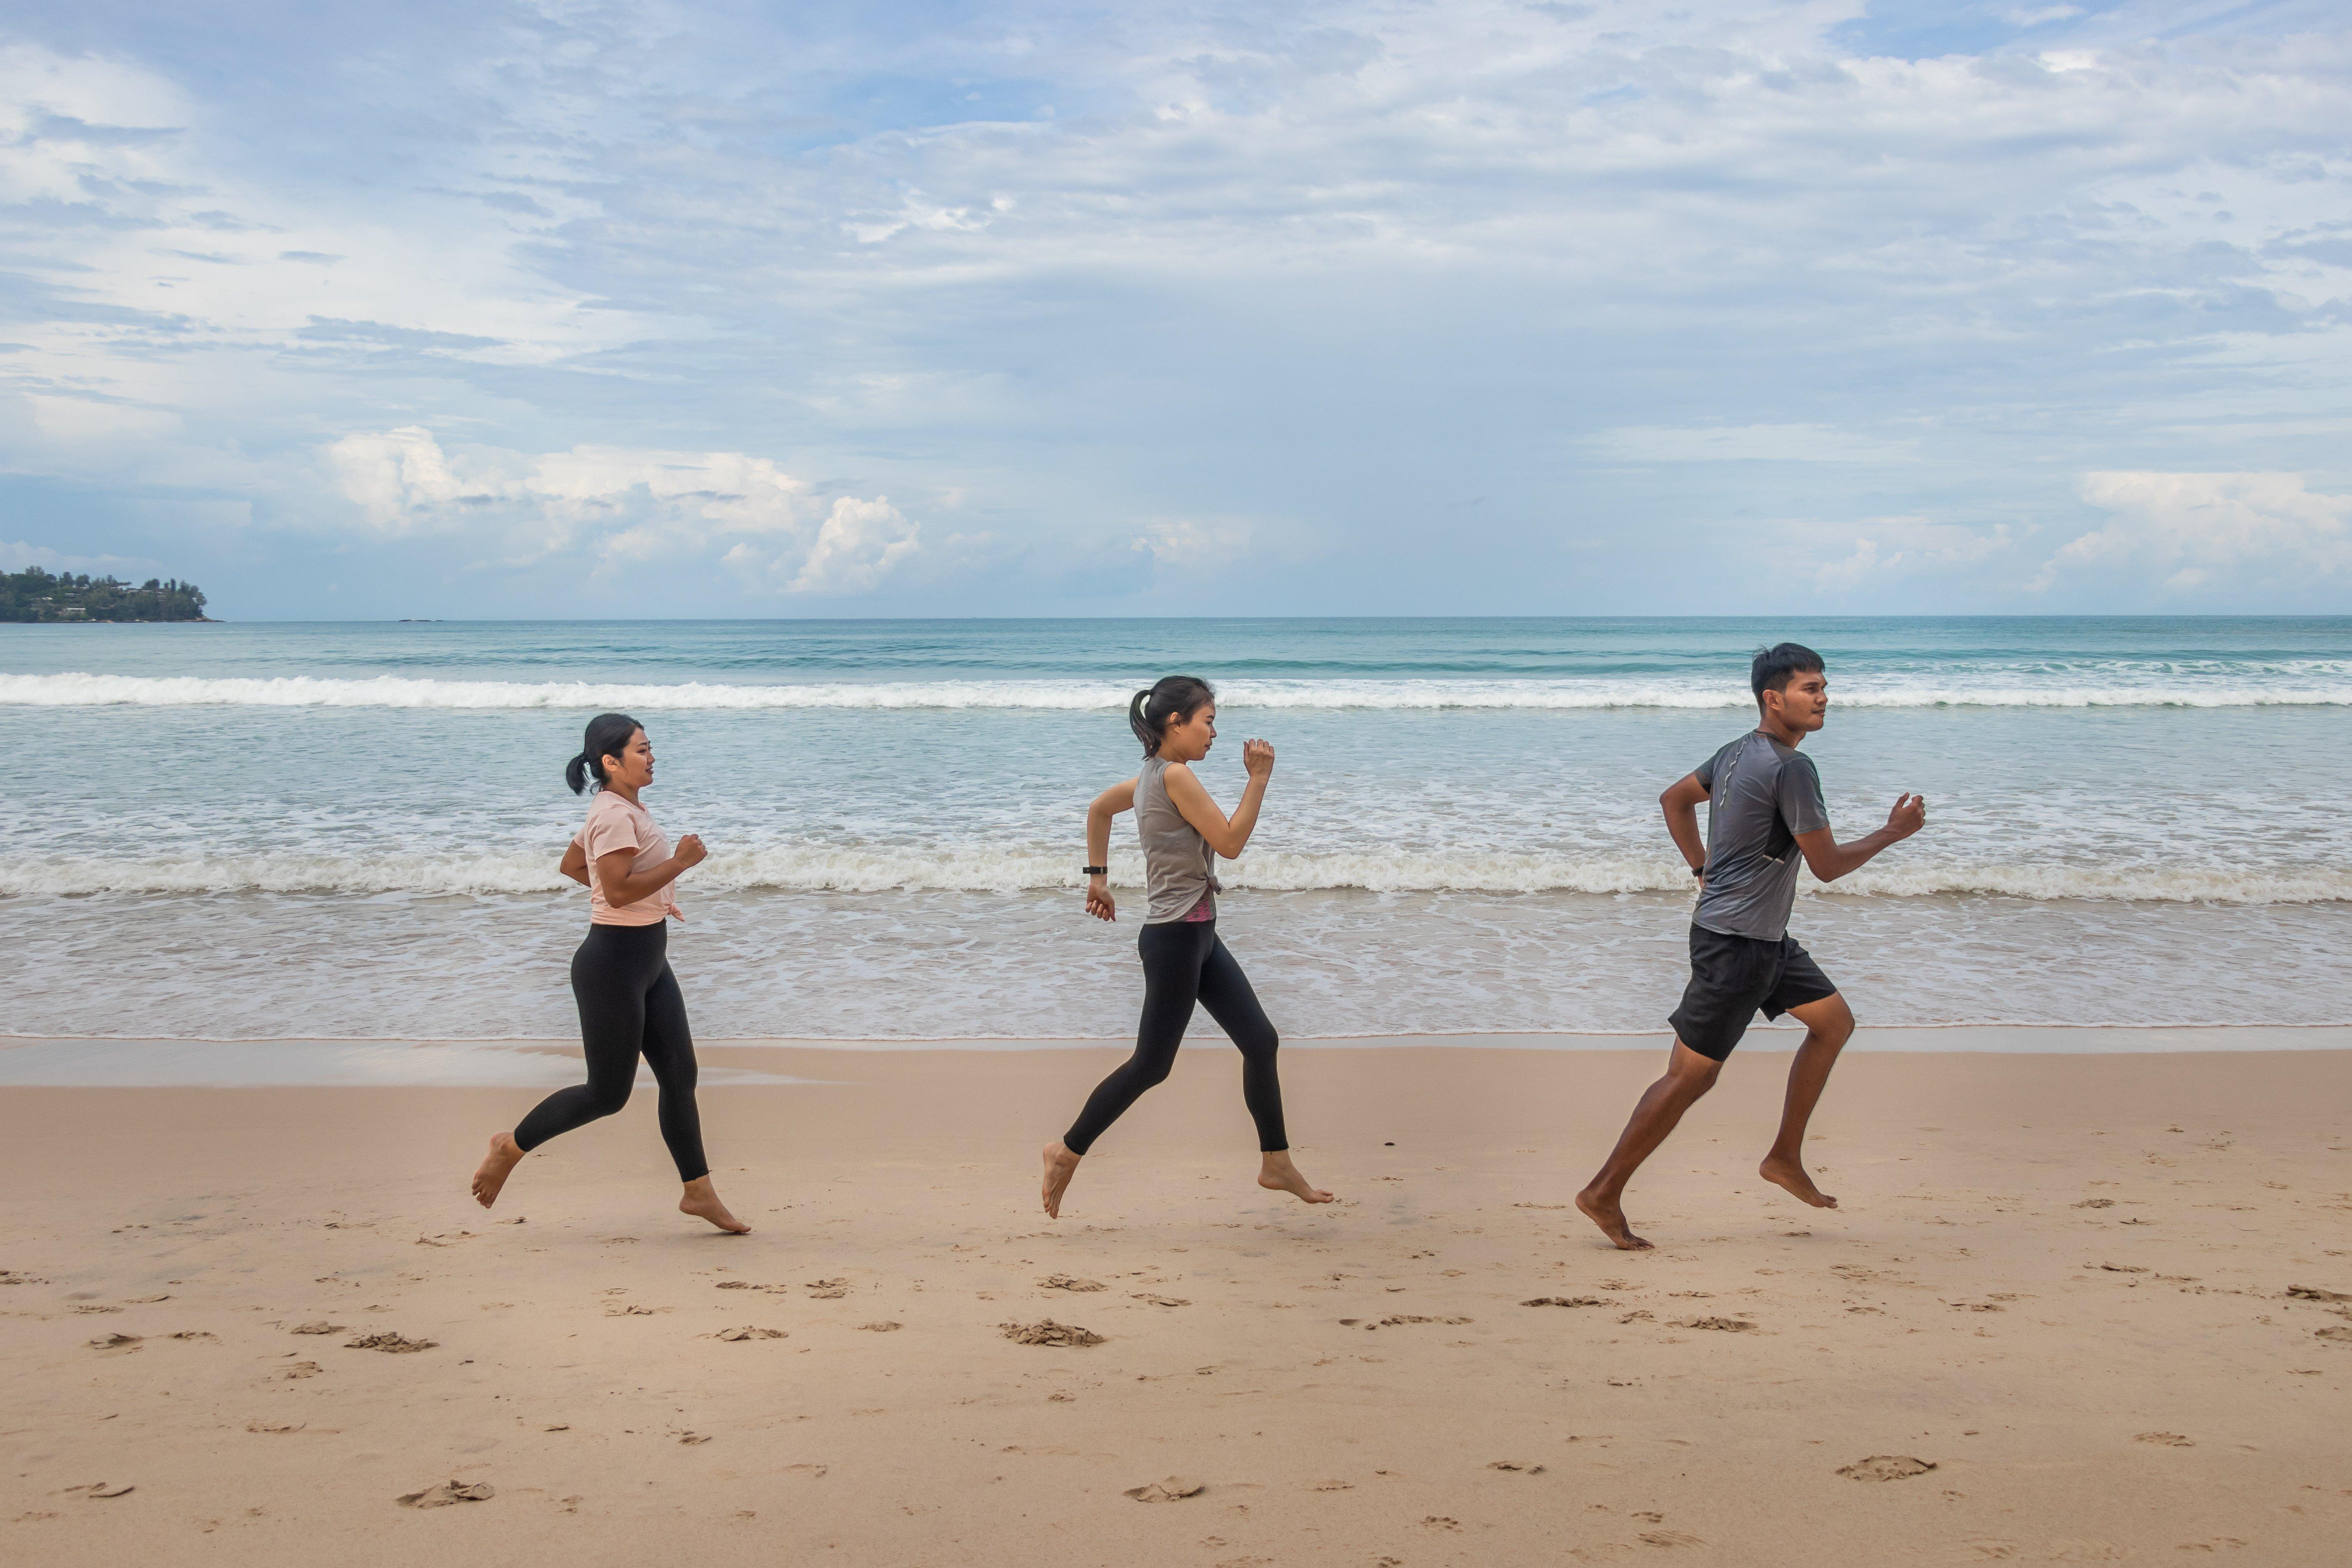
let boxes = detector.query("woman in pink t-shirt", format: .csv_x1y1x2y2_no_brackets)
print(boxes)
469,712,749,1234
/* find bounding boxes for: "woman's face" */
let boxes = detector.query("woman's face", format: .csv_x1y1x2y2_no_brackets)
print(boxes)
603,729,655,790
1160,703,1216,762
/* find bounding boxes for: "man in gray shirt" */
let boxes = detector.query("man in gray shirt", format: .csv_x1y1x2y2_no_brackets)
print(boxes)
1577,642,1926,1251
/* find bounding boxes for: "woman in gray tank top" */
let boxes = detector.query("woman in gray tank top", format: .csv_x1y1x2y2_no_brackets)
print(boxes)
1039,676,1336,1219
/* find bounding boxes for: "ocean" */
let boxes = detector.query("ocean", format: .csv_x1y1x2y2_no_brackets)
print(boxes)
3,617,2347,1046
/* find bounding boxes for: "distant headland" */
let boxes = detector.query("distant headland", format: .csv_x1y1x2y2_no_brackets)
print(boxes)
2,568,210,623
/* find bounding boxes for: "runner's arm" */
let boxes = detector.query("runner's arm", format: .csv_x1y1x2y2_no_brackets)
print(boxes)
1794,795,1926,883
594,835,707,907
1165,741,1274,859
1659,772,1710,873
1084,780,1137,921
559,842,591,887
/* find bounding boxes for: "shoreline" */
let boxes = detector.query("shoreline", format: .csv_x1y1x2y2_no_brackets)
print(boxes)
0,1026,2346,1089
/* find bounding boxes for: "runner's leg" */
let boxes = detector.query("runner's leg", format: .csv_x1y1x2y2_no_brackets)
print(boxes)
637,960,710,1183
1575,1041,1723,1250
1194,934,1334,1204
1062,921,1209,1154
1044,922,1211,1217
1759,991,1852,1210
1193,934,1286,1151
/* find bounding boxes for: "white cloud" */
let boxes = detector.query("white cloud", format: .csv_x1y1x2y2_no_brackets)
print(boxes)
774,497,921,594
1133,518,1259,571
2036,472,2352,594
1814,516,2021,592
1588,425,1918,465
328,427,919,593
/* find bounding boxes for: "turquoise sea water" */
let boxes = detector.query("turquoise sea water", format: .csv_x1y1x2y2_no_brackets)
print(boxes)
3,616,2347,1042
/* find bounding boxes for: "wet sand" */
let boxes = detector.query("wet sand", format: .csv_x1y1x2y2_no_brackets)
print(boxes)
5,1041,2350,1565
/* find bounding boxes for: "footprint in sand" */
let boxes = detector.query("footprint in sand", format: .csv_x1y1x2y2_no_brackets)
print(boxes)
1487,1460,1546,1473
1041,1275,1106,1292
1838,1455,1936,1481
1124,1477,1204,1502
1673,1316,1759,1332
1366,1315,1472,1330
396,1480,494,1509
344,1332,436,1353
169,1330,216,1342
1130,1294,1190,1307
1001,1319,1104,1346
1523,1296,1610,1309
290,1322,344,1335
855,1322,903,1332
2287,1284,2351,1302
714,1326,787,1341
1640,1530,1706,1547
246,1421,306,1434
806,1278,850,1299
87,1333,142,1353
70,1483,135,1500
280,1361,321,1379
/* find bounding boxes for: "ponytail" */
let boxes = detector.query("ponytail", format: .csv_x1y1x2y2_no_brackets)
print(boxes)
1128,675,1215,756
567,711,645,795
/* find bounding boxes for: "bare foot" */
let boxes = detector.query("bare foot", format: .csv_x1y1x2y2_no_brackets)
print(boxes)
471,1132,524,1209
1575,1185,1653,1250
1257,1151,1335,1205
680,1177,751,1234
1041,1143,1082,1219
1758,1156,1838,1210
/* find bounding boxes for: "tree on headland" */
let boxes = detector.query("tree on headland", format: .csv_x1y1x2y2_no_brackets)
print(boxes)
0,568,210,623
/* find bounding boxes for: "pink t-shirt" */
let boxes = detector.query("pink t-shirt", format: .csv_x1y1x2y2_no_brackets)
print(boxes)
573,791,683,926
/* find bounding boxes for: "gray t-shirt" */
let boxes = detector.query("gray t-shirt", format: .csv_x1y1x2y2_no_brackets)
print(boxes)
1690,731,1830,941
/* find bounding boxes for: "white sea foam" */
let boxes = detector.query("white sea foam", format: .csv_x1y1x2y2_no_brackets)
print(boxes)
5,846,2342,903
5,670,2352,711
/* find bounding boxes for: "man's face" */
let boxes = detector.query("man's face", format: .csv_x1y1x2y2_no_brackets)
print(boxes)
1762,669,1829,732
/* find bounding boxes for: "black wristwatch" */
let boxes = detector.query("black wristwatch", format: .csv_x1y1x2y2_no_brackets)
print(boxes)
1082,865,1108,876
1689,863,1706,877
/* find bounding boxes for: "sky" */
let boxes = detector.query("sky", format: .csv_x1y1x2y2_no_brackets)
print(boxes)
1,0,2348,620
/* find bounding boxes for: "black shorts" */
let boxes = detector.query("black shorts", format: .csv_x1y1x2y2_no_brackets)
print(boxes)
1667,924,1838,1062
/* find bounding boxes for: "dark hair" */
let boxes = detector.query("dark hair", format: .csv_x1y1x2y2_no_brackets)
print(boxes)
567,712,645,795
1128,675,1216,756
1750,642,1825,701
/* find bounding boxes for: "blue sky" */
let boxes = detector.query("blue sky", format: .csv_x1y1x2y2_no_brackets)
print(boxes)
1,0,2347,619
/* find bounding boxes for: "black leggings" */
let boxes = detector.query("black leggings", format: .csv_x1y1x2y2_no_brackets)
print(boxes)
512,922,709,1183
1064,920,1288,1155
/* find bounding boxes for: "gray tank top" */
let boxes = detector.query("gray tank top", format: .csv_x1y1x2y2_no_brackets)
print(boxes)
1136,755,1220,923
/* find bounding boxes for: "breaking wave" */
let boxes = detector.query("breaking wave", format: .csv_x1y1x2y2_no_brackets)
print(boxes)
6,670,2352,711
5,846,2343,904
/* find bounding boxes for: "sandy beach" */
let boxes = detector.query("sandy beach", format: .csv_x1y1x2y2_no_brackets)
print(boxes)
5,1037,2350,1565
